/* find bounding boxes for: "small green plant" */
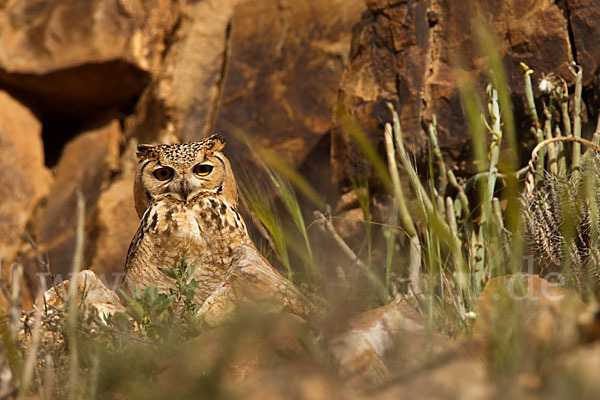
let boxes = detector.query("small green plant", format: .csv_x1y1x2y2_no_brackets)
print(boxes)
118,285,174,340
158,258,201,321
115,258,201,340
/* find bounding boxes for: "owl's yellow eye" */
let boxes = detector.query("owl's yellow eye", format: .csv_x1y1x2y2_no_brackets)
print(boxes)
153,167,174,181
193,163,213,176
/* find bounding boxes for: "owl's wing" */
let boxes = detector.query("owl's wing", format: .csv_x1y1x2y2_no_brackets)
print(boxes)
125,208,151,271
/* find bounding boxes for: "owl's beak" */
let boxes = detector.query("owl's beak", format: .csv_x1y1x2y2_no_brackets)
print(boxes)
179,180,190,201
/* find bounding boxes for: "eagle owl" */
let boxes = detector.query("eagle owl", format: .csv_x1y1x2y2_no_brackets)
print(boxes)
123,135,254,304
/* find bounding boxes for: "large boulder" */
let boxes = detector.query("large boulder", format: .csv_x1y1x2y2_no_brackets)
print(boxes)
90,174,139,289
0,0,180,123
21,120,122,286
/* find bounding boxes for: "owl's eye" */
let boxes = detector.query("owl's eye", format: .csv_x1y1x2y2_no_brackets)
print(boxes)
193,163,213,176
153,167,174,181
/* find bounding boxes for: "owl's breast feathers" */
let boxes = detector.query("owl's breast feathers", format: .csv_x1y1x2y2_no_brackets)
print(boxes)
123,197,251,303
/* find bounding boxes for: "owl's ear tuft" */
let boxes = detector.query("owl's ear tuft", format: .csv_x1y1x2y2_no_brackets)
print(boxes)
206,134,226,152
137,144,156,160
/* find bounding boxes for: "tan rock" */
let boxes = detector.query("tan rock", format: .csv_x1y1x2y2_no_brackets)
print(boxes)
329,299,433,387
374,353,495,400
90,174,139,289
126,0,241,144
159,321,360,400
22,121,122,285
198,245,316,327
42,270,124,321
0,91,51,268
0,0,180,125
0,0,179,75
230,364,360,400
552,341,600,395
158,311,309,392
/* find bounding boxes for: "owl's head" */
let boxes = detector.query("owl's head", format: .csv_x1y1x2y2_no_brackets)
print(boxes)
133,135,238,218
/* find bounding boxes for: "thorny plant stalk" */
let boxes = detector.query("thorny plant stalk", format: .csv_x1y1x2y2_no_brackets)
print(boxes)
572,65,583,178
353,179,373,271
387,103,434,215
9,265,22,347
428,116,447,195
482,85,501,226
543,102,558,175
386,103,469,315
447,170,470,219
521,63,545,181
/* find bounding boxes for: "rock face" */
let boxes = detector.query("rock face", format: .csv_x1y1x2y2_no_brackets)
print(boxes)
90,175,139,289
565,0,600,88
332,0,598,184
0,91,51,271
0,0,179,124
0,0,178,75
22,121,122,284
212,0,364,168
125,0,240,145
332,0,430,184
129,0,364,169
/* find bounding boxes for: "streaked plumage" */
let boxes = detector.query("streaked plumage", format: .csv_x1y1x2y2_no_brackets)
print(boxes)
123,135,253,304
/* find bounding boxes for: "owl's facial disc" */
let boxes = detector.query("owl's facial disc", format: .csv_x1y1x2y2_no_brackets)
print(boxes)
152,160,221,202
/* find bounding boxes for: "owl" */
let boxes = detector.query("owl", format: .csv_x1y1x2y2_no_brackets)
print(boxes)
122,135,255,304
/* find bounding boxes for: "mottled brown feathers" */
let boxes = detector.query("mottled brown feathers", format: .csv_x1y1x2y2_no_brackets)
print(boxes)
124,135,254,305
